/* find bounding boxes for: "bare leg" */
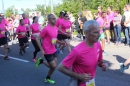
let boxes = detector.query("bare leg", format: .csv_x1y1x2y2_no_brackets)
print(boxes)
124,58,130,66
4,44,8,56
64,39,71,53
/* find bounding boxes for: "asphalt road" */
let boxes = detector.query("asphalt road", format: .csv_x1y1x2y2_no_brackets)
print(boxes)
0,40,130,86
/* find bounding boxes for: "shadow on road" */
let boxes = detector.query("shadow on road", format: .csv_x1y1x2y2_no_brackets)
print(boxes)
113,55,126,63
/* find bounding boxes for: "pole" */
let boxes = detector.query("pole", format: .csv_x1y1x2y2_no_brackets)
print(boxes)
45,0,46,10
51,0,53,13
2,0,5,14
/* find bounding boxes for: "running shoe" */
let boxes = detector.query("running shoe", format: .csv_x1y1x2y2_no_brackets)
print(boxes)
44,78,55,84
4,56,9,60
35,57,42,68
23,49,26,53
59,50,63,54
7,48,11,52
56,48,60,55
33,58,37,62
120,63,127,73
103,52,108,56
26,46,29,49
19,52,23,56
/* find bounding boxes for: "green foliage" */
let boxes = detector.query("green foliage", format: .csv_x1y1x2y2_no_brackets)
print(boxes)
5,0,130,18
5,7,13,17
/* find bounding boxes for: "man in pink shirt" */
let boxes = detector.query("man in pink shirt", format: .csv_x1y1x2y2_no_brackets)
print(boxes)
35,14,65,84
22,13,30,38
56,11,65,54
58,20,108,86
16,19,29,55
0,13,11,52
0,17,9,60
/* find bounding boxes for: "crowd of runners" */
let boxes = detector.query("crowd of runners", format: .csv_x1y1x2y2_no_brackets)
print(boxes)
0,3,130,86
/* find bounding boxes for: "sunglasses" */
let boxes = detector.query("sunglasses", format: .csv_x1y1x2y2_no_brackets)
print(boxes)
65,16,69,17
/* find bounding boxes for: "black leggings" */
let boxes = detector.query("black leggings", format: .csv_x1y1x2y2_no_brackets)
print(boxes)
31,39,40,59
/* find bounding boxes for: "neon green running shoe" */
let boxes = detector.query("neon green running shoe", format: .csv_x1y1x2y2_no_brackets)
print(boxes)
35,57,42,68
44,78,55,84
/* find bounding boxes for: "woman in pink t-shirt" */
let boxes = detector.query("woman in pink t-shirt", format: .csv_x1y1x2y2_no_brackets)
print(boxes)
0,17,9,60
16,19,29,55
107,6,115,42
30,16,41,62
7,19,13,41
58,12,73,53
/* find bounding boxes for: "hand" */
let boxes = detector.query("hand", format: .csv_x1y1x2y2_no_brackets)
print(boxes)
124,22,127,27
61,42,66,46
101,63,108,71
78,73,91,82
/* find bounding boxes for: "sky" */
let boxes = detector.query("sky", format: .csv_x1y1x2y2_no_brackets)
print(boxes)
0,0,62,12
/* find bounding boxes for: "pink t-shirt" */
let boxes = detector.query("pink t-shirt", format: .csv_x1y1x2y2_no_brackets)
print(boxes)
2,18,6,26
62,41,103,86
108,11,115,22
55,17,64,34
96,17,104,33
7,22,13,30
60,20,72,35
23,18,30,31
104,15,110,28
0,23,6,38
16,25,27,38
30,23,40,40
40,24,58,54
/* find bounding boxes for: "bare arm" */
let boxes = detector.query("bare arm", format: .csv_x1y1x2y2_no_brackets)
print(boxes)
58,63,81,79
58,25,67,35
36,35,45,53
97,60,104,67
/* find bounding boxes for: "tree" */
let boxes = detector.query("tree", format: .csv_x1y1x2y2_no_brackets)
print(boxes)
6,7,13,17
35,4,45,15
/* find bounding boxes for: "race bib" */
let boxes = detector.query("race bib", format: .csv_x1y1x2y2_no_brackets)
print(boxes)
1,31,5,34
66,28,70,33
86,78,95,86
52,38,57,45
25,24,29,27
22,32,26,36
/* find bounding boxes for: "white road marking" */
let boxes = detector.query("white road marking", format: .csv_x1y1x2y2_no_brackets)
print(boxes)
0,54,29,63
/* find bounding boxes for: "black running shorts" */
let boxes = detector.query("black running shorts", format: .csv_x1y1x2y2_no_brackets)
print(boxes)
44,52,57,63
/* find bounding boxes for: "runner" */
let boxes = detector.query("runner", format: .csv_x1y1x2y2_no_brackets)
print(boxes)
58,20,108,86
96,12,108,56
58,12,73,53
56,11,65,54
22,13,30,48
16,19,29,55
0,17,9,60
35,14,65,84
120,58,130,73
1,13,11,52
30,16,40,62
